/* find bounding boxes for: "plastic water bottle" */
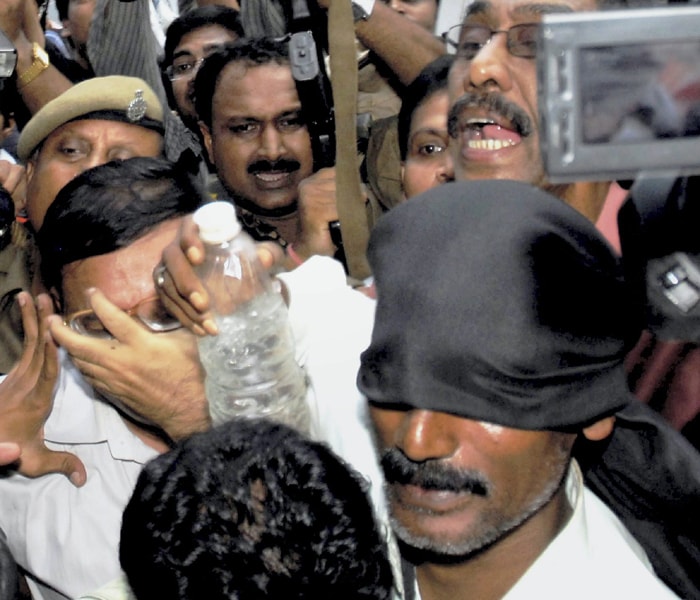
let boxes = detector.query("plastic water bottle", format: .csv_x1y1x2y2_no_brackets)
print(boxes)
193,201,311,434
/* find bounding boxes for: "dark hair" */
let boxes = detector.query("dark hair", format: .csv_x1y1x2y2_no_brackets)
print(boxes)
37,156,207,296
161,5,244,67
193,36,290,128
398,54,454,161
159,5,244,113
120,418,395,600
54,0,68,21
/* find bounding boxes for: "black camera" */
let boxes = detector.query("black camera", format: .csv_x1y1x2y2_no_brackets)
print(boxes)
538,6,700,183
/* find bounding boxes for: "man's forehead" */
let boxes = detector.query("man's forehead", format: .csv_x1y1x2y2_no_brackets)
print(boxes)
465,0,596,20
45,118,162,142
214,62,301,111
62,219,183,308
173,26,238,56
220,60,293,85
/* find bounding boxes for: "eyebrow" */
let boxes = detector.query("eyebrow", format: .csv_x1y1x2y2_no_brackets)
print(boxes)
466,1,576,19
172,49,195,61
226,108,303,123
410,127,448,139
202,41,230,53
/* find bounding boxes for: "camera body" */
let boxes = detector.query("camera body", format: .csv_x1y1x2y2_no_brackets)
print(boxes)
537,6,700,341
538,6,700,183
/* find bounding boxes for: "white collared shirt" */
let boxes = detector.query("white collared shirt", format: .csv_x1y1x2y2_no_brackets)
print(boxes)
412,462,680,599
0,352,159,600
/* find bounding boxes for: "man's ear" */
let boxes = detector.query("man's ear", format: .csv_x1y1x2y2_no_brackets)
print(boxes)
582,416,616,441
13,160,33,218
199,121,215,165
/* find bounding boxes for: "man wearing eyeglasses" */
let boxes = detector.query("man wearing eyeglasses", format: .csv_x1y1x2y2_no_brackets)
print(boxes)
0,156,210,600
158,5,243,134
444,0,616,222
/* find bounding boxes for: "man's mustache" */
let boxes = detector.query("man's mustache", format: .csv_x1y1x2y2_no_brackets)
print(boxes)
380,448,491,497
248,158,300,175
447,91,533,139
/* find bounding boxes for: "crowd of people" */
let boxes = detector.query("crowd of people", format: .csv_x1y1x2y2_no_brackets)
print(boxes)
0,0,698,599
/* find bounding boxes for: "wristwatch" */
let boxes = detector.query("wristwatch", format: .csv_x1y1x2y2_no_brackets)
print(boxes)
352,0,376,22
18,43,49,88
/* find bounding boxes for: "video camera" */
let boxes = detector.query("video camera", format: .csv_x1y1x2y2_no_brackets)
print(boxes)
538,5,700,342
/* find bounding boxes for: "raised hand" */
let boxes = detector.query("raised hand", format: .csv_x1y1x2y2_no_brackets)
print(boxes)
155,214,285,336
292,166,341,263
0,292,86,486
48,288,211,442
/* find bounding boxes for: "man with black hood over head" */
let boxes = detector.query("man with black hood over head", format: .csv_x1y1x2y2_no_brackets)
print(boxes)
358,180,699,600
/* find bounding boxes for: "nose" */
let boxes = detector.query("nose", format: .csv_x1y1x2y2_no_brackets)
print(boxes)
258,123,284,161
82,151,105,172
389,0,405,14
435,153,454,184
396,410,459,463
460,33,514,93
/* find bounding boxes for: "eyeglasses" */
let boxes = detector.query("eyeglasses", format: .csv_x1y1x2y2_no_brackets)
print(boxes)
442,23,539,60
66,296,182,339
165,57,206,81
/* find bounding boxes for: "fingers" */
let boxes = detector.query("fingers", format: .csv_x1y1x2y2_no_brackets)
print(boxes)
9,292,44,389
34,294,60,395
16,291,39,358
21,446,87,488
0,443,20,466
298,167,337,201
256,242,286,273
83,288,144,343
47,310,105,365
158,224,213,335
179,215,205,265
0,160,25,198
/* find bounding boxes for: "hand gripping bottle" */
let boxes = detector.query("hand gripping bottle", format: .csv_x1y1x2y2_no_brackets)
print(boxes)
193,201,311,434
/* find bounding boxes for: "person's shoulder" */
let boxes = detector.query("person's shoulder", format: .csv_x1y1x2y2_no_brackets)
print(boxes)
575,486,681,598
506,472,680,599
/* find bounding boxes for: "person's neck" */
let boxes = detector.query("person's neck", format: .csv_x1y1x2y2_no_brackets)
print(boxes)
414,484,573,600
548,181,612,223
235,196,298,219
235,199,300,246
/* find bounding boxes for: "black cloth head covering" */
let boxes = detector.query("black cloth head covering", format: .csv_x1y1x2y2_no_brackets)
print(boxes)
359,180,700,599
358,180,641,429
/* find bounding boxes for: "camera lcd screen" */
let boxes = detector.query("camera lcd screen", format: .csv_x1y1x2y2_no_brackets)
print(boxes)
538,7,700,182
580,41,700,145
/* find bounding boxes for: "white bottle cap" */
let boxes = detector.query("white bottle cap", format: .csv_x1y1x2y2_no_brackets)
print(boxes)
193,201,242,244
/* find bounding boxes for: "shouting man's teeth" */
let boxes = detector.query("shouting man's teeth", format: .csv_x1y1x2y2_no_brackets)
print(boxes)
256,171,287,182
464,118,520,150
